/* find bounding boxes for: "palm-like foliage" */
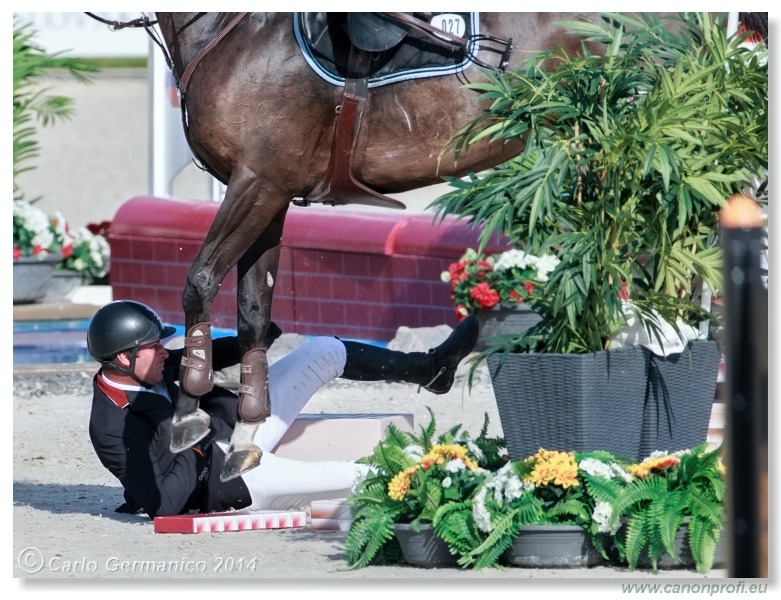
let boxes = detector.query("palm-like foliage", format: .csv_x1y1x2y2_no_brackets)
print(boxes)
430,12,767,354
13,17,97,202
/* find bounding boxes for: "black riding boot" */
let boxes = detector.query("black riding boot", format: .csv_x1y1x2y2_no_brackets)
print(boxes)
340,315,479,394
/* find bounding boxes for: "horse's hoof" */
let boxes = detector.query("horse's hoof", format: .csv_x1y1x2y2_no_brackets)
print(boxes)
220,445,263,482
170,408,211,453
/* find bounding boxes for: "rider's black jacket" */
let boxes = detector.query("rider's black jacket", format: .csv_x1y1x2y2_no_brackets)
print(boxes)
88,337,252,518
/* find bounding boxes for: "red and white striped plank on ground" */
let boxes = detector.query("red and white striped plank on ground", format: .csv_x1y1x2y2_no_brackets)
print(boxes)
154,510,307,534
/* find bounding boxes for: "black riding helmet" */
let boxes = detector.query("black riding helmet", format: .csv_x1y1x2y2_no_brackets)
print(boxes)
87,300,176,383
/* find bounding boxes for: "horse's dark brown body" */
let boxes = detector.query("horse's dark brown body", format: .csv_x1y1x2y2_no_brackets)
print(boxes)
152,12,732,480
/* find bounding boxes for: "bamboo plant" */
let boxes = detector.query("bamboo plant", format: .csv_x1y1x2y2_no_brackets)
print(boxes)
430,12,767,355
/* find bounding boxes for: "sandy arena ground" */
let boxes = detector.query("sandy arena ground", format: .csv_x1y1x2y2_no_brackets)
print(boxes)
13,331,729,589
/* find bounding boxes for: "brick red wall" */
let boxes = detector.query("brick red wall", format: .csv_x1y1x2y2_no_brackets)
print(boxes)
109,196,508,341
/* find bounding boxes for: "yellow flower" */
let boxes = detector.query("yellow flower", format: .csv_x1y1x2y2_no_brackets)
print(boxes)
388,471,411,500
626,463,650,478
525,449,579,489
420,444,478,471
626,454,681,479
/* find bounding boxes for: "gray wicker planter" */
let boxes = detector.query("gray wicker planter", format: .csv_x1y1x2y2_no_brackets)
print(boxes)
639,340,721,457
487,347,647,460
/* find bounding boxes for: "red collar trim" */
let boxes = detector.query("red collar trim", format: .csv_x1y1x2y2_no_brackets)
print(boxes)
97,374,130,409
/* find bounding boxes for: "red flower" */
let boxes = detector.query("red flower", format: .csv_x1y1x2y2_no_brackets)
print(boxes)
13,247,21,260
31,244,44,256
61,244,74,259
524,281,535,294
86,220,112,237
470,282,500,310
650,456,681,472
509,290,524,303
448,261,469,285
475,259,492,276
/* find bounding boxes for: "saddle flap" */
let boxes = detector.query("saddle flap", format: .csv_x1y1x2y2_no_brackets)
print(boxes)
347,13,409,52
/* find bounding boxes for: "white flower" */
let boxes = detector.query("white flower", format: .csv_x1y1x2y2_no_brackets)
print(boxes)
441,477,452,489
579,458,615,479
472,487,493,534
465,439,485,463
494,249,532,271
403,445,424,460
445,459,466,473
14,200,56,254
532,254,560,282
579,457,634,484
592,501,621,534
647,450,669,459
611,463,635,484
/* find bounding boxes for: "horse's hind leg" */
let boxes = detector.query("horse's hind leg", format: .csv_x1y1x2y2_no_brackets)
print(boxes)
221,211,287,482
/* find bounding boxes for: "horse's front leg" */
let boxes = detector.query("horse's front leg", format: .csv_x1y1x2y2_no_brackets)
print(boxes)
221,211,287,482
170,249,229,452
170,166,273,453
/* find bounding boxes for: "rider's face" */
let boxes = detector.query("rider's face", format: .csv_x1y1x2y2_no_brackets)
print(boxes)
129,341,169,385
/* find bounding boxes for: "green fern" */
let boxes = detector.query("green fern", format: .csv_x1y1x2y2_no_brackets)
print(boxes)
612,445,726,572
457,504,527,569
688,516,720,574
343,506,401,568
433,501,482,558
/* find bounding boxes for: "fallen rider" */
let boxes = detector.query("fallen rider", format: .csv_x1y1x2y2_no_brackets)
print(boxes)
86,300,479,518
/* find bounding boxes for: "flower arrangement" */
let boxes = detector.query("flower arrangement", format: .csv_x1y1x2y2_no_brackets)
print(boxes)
344,414,726,573
436,448,632,569
14,200,110,280
441,248,560,319
13,199,68,259
57,219,111,280
344,409,506,568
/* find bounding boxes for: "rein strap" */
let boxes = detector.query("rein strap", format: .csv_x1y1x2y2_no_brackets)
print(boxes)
179,12,248,94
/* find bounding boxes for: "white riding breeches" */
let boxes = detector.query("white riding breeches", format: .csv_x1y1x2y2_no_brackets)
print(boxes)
234,336,372,510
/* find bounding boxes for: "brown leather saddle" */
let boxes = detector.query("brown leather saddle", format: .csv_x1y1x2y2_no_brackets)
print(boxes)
296,12,513,209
